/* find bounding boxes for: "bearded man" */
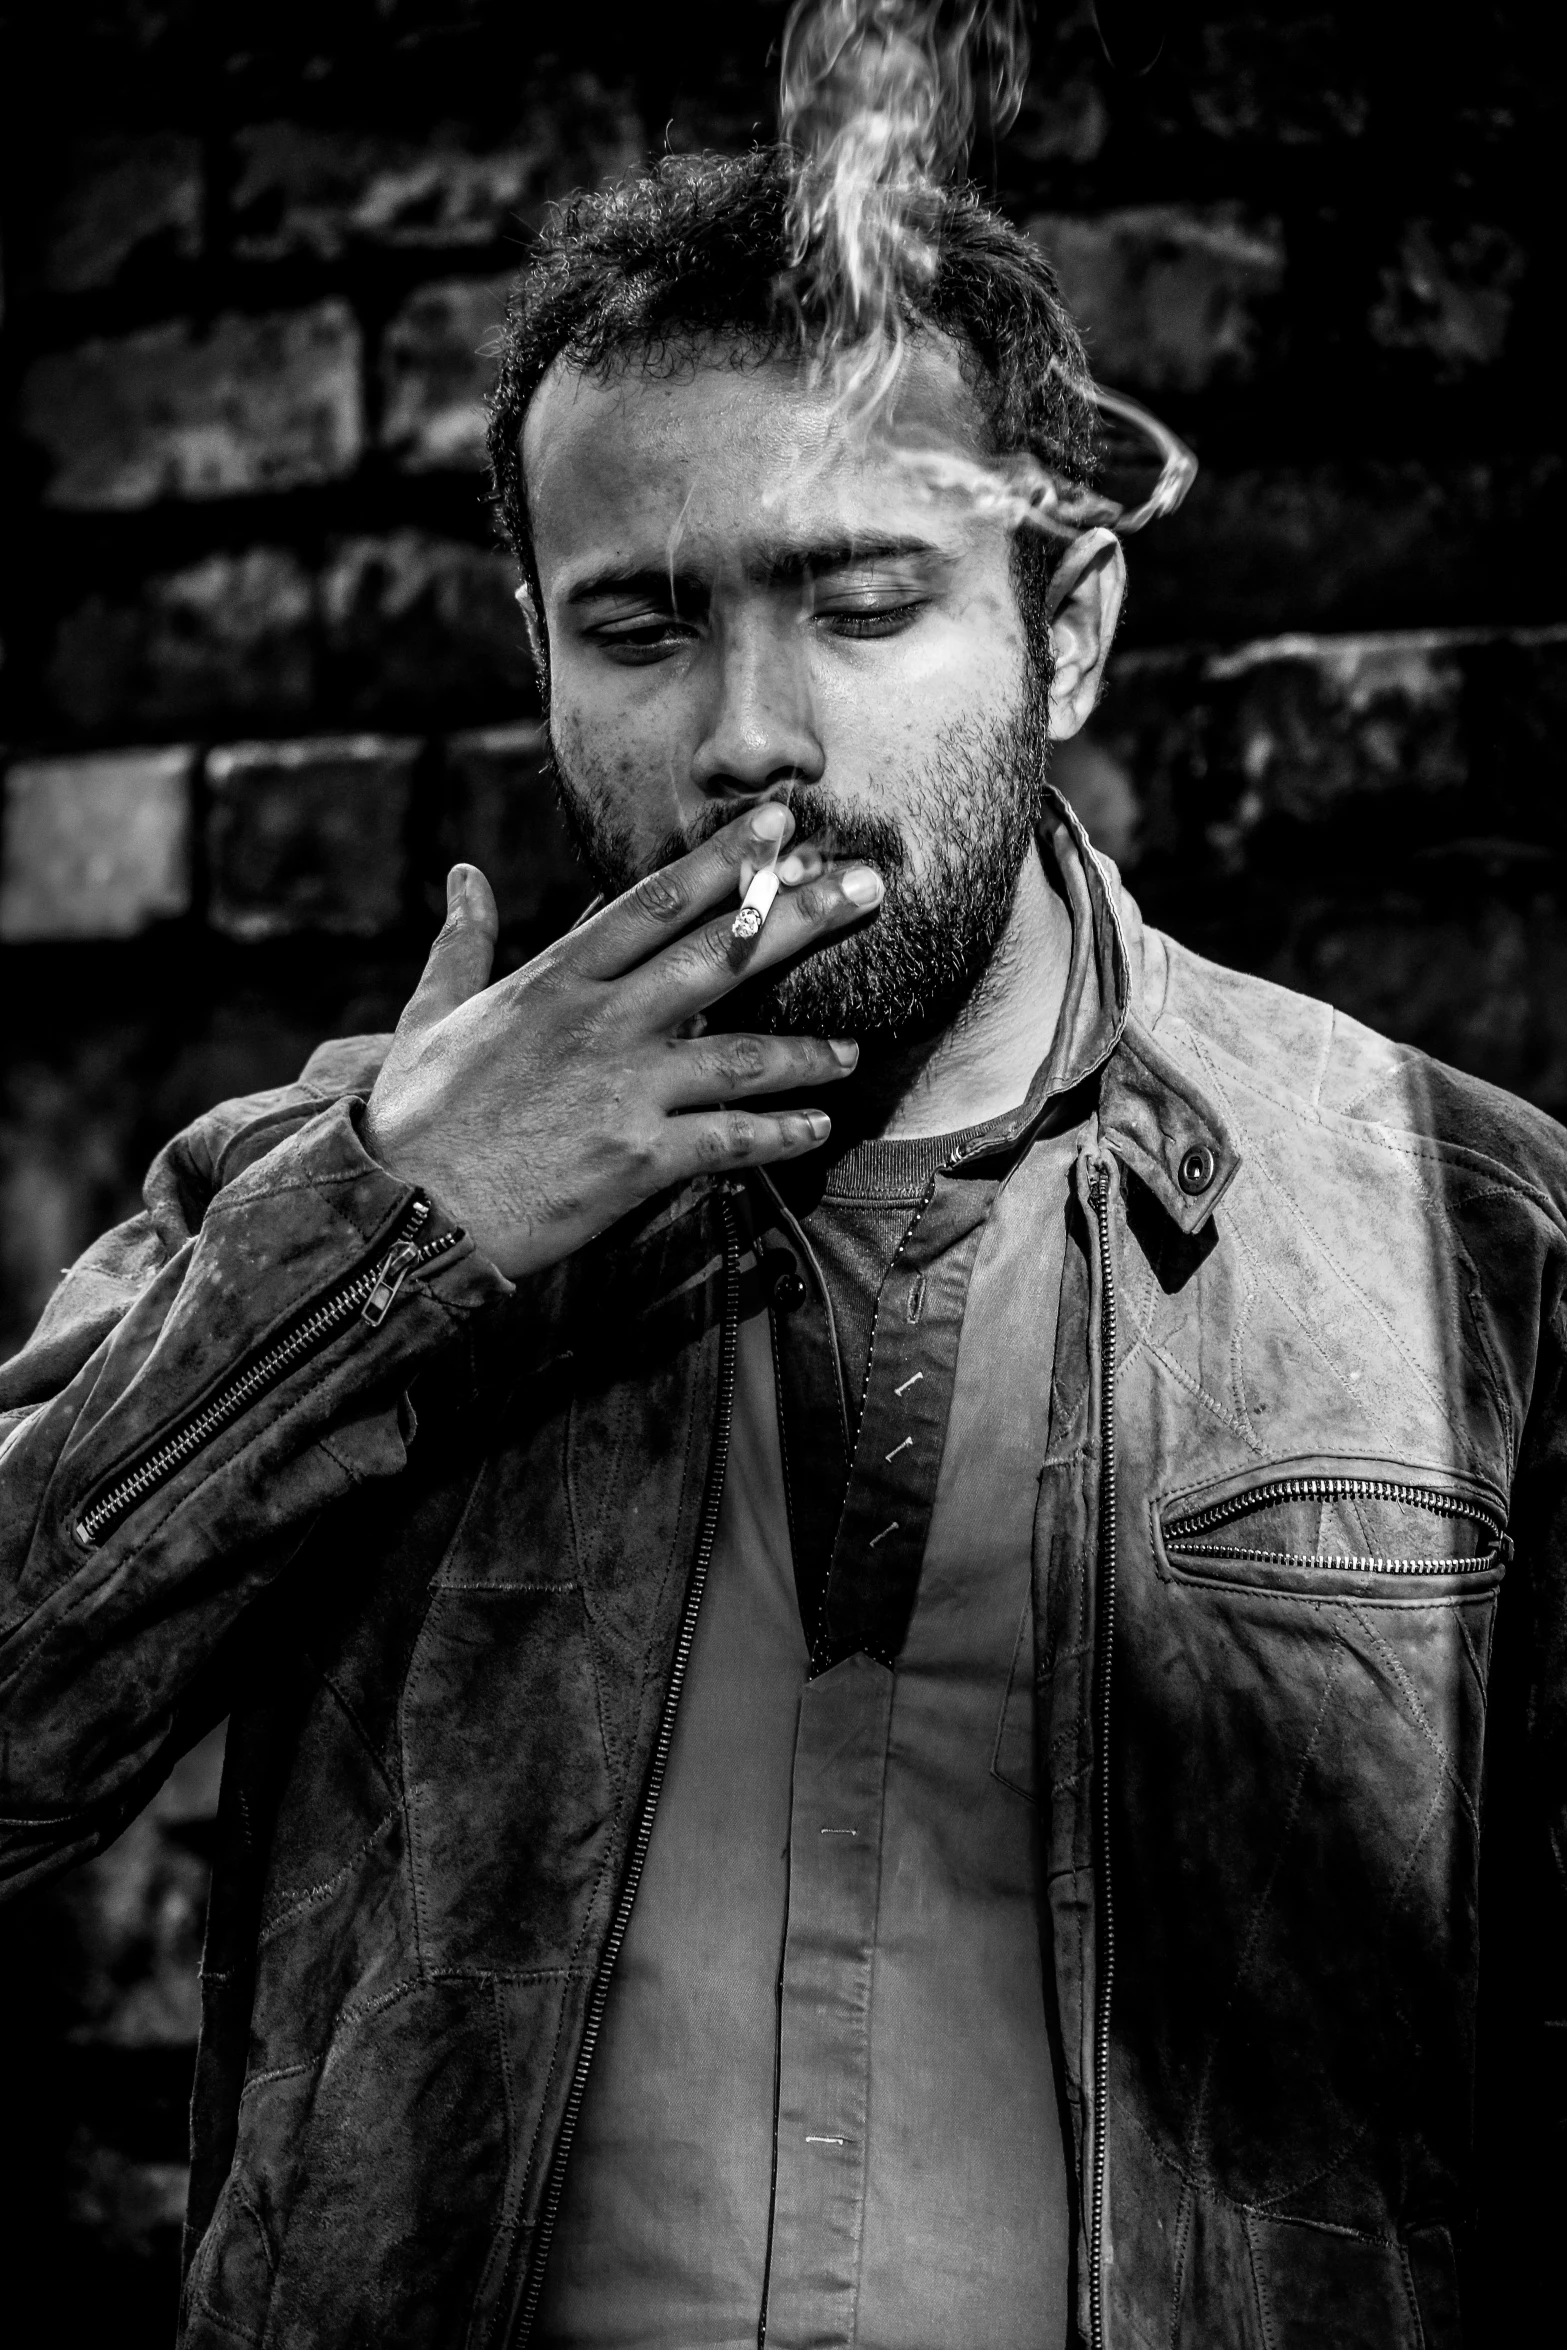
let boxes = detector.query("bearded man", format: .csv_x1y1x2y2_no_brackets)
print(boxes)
0,148,1561,2350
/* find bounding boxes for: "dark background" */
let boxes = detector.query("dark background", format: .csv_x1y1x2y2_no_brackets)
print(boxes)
0,2,1562,2339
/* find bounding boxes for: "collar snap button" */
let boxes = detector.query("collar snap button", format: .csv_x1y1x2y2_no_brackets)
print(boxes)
1178,1143,1216,1196
773,1270,808,1312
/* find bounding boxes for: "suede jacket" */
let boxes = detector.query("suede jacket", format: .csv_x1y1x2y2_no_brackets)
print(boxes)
2,824,1565,2350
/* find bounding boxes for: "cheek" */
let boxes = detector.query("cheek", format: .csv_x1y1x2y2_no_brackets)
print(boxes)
550,677,690,861
813,599,1024,793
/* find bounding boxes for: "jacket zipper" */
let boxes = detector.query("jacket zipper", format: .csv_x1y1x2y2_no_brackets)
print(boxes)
512,1185,742,2347
1165,1474,1506,1572
1088,1161,1118,2350
71,1195,459,1552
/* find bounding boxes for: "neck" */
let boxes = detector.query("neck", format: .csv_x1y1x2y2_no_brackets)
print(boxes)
847,846,1074,1142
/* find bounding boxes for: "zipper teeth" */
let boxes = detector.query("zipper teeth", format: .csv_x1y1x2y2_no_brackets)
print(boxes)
1166,1475,1504,1545
1089,1164,1118,2350
1169,1542,1503,1575
513,1189,741,2349
73,1202,450,1549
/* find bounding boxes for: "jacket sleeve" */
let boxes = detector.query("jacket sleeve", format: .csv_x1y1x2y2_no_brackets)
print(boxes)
0,1037,511,1896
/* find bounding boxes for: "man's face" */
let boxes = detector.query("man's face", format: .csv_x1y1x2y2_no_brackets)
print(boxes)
521,335,1051,1045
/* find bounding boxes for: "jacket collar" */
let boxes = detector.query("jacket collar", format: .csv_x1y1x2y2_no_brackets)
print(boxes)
1019,787,1242,1236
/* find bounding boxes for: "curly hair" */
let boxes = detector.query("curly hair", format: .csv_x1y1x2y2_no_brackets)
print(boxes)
486,143,1098,662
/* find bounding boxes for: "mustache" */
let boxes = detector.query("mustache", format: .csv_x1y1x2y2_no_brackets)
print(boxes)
650,786,908,879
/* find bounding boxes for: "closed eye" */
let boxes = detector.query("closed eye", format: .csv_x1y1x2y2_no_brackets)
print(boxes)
814,599,928,640
587,616,700,664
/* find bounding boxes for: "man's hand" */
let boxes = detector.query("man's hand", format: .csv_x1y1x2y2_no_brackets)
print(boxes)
362,803,882,1280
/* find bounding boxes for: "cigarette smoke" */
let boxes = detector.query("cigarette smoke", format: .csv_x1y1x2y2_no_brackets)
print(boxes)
779,0,1028,409
778,0,1193,537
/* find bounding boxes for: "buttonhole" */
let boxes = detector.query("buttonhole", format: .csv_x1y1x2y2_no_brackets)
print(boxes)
905,1272,925,1324
819,1826,858,1837
893,1370,924,1396
805,2135,847,2146
868,1521,900,1548
884,1435,913,1464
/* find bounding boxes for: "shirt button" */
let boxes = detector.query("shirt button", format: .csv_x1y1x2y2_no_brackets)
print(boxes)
773,1271,808,1312
1178,1144,1216,1195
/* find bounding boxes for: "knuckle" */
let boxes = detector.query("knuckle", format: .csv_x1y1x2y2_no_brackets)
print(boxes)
716,1035,767,1088
623,1131,661,1184
796,879,838,924
630,867,690,928
695,1113,754,1167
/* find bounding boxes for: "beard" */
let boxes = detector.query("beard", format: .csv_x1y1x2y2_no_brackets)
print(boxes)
550,667,1053,1051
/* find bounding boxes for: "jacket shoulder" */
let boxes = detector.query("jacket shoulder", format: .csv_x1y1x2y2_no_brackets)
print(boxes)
1140,924,1567,1207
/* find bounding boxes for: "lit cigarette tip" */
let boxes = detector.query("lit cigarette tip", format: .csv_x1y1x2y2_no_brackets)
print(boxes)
732,866,780,943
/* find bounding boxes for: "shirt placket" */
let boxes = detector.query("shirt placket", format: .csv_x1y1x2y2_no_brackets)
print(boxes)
762,1180,995,2350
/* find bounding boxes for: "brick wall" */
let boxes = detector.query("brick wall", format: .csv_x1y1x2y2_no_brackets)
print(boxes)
1,4,1561,2338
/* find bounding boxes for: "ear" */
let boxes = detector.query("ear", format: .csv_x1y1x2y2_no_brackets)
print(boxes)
514,581,548,688
1043,527,1126,743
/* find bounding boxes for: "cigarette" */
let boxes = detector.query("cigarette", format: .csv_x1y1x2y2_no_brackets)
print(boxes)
731,865,780,942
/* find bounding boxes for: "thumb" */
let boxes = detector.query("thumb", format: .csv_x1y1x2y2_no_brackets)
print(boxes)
408,864,499,1024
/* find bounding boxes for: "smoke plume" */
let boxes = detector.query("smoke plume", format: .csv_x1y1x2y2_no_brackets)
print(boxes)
777,0,1195,537
779,0,1029,425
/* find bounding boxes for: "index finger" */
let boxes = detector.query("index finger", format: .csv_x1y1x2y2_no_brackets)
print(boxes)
568,802,795,980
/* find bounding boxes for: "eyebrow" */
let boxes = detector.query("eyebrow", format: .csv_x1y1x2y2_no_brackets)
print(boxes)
563,535,943,606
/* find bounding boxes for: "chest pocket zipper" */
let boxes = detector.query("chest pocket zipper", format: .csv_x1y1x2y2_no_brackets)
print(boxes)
1161,1471,1508,1580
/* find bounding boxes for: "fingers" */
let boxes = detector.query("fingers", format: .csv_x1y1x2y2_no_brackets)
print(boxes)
402,866,500,1029
663,1106,835,1179
621,862,885,1027
662,1031,859,1110
570,802,795,979
738,841,825,896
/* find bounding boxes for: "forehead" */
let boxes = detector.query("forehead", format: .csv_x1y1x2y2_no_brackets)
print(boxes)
520,336,991,585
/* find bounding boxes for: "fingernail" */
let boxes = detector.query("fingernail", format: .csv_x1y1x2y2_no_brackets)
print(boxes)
829,1039,859,1067
840,866,884,907
752,802,790,844
446,867,463,913
803,1110,831,1141
777,851,807,885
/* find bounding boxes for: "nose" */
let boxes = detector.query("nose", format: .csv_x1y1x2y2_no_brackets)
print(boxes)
689,611,825,803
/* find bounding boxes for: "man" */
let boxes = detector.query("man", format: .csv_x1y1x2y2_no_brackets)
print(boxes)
0,147,1561,2350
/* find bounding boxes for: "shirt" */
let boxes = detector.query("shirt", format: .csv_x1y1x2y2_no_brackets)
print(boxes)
535,819,1116,2349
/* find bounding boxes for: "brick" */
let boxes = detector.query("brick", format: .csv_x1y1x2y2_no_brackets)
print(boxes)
1115,456,1566,646
46,1804,215,2049
230,80,642,259
1028,205,1285,394
1076,624,1567,885
65,2144,189,2259
379,274,512,472
1160,15,1371,144
320,534,533,719
0,748,193,942
35,132,202,293
1062,626,1567,1114
19,302,362,511
207,734,417,939
440,722,586,939
1369,220,1525,373
1007,75,1110,167
47,547,316,734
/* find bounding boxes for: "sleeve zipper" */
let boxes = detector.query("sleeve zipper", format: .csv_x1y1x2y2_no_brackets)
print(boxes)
71,1194,462,1553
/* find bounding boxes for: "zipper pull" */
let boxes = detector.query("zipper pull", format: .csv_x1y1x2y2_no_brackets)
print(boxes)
363,1242,426,1328
362,1201,431,1329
